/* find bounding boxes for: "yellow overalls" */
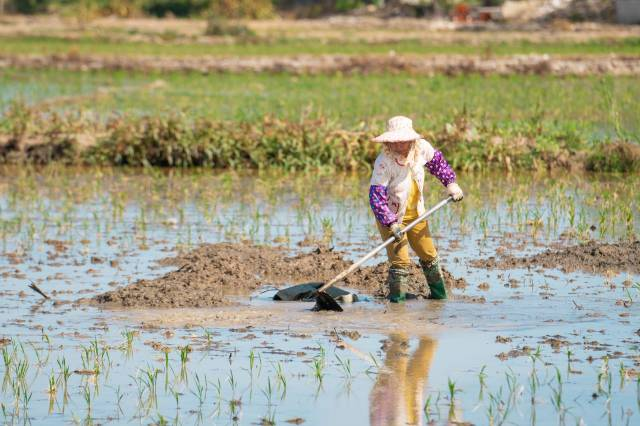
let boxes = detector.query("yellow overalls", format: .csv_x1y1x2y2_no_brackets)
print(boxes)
376,180,437,269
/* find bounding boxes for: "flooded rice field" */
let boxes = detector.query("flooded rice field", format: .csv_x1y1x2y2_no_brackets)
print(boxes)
1,166,639,425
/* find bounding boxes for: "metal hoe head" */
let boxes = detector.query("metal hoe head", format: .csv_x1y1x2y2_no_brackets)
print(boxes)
312,291,343,312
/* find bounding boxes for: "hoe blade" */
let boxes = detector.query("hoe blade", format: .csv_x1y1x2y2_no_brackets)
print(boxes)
312,291,343,312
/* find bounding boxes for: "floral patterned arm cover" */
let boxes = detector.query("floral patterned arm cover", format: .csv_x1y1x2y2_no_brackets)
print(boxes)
369,185,397,227
425,150,456,186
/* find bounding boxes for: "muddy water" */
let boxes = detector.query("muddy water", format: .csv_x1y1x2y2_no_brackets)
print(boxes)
0,166,639,425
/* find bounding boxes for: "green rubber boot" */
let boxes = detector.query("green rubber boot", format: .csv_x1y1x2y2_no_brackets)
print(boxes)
386,267,409,303
420,257,448,300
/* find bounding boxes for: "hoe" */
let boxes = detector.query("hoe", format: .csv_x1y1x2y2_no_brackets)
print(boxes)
304,197,454,312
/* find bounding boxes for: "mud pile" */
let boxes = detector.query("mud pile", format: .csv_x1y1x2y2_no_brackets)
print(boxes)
93,243,466,308
2,54,640,76
472,240,640,274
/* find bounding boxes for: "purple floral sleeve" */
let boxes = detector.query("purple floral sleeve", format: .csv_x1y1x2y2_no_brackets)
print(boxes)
369,185,397,227
425,150,456,186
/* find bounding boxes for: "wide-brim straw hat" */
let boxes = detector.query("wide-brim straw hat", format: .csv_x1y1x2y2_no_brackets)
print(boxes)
373,116,421,143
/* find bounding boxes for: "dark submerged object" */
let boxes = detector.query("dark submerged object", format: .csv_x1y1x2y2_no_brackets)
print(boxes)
273,282,357,312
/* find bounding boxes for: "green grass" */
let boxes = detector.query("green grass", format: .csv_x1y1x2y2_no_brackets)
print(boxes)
1,69,639,138
1,68,638,171
1,35,640,57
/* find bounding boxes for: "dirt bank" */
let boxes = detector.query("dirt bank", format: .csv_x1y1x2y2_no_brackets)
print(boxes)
471,240,640,274
92,243,466,308
2,15,639,43
2,53,640,76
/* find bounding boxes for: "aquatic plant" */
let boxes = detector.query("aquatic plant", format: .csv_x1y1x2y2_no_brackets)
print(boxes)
274,362,287,396
121,329,136,354
447,378,460,403
190,373,207,406
334,354,353,380
248,349,256,379
478,365,488,399
312,358,324,384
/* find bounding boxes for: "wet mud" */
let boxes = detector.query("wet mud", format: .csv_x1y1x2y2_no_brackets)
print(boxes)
2,54,640,76
472,240,640,274
92,243,466,308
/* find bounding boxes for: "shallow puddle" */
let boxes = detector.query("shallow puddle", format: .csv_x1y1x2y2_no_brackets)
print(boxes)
1,166,639,424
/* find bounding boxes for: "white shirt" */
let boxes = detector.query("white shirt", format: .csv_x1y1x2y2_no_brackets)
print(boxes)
369,139,436,220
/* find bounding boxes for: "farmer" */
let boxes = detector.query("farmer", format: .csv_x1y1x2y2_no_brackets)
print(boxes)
369,116,463,302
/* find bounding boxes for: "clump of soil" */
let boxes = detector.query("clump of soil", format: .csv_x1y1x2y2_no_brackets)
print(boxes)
92,243,466,308
472,240,640,274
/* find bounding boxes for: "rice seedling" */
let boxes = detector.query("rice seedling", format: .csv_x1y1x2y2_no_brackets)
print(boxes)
179,345,190,366
212,377,223,403
334,354,353,380
164,352,170,390
550,367,565,421
566,349,573,373
21,388,32,414
56,357,71,394
597,356,611,396
154,413,169,425
248,349,256,379
170,385,181,409
262,377,274,406
14,359,29,385
447,378,461,403
29,342,43,367
142,365,160,405
364,352,380,376
505,369,518,399
2,346,11,370
121,329,136,355
47,370,56,395
190,373,207,406
82,384,92,414
41,330,51,347
478,365,488,399
260,411,276,426
312,358,324,384
423,394,433,422
202,328,215,347
274,362,287,396
114,385,124,417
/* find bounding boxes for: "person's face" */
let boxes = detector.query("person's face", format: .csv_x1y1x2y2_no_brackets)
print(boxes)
387,141,414,157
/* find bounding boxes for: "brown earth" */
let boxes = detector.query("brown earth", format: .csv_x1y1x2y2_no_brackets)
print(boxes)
471,240,640,274
1,16,638,43
92,243,466,308
3,53,640,76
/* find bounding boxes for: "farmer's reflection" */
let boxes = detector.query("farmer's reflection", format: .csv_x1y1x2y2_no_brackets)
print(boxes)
370,333,437,426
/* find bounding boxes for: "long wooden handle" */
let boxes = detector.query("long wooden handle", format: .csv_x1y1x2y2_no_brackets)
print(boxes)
317,197,453,293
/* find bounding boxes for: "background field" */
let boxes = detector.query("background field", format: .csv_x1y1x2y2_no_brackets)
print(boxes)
2,34,640,56
2,69,639,134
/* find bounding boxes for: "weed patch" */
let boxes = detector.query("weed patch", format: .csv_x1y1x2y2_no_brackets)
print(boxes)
1,102,638,172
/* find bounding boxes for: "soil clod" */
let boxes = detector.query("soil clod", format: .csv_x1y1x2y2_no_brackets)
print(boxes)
91,243,466,308
471,240,640,274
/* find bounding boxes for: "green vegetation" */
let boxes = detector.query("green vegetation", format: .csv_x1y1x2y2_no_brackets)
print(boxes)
0,0,275,17
1,100,638,172
0,69,638,172
2,70,638,134
1,35,639,57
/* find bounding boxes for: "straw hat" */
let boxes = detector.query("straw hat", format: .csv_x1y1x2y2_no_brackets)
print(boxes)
373,116,421,143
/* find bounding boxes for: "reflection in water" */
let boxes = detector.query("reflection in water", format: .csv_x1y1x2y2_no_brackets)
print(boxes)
370,307,463,425
370,333,437,426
